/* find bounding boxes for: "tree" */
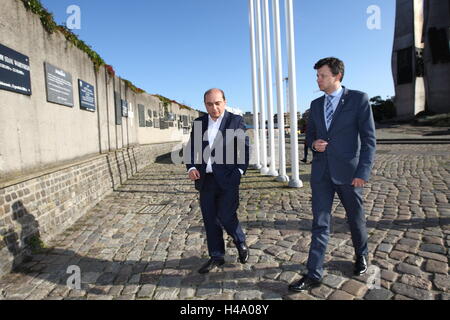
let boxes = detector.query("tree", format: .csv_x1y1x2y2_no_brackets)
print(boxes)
370,96,396,122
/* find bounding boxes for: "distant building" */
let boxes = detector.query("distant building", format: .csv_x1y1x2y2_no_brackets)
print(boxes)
226,106,244,116
392,0,450,118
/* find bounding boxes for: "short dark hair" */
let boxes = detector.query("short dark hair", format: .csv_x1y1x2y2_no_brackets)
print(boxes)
314,57,345,82
204,88,226,103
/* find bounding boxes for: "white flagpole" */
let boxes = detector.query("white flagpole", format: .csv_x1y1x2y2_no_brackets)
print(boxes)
285,0,302,188
272,0,289,182
256,0,269,175
248,0,262,169
263,0,278,177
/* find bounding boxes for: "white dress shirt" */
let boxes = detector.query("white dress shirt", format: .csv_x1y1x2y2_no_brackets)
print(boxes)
188,112,243,175
206,113,225,173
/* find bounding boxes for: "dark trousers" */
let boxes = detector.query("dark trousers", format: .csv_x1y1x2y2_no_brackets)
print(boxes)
303,143,309,160
307,169,368,280
199,174,246,260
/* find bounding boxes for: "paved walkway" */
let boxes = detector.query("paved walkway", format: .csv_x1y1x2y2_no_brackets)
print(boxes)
0,144,449,300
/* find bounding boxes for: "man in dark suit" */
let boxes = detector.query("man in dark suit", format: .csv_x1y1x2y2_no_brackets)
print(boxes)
185,88,250,274
289,57,376,291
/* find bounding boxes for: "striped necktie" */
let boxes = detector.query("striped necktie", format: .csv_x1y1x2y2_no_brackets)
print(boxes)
325,95,334,130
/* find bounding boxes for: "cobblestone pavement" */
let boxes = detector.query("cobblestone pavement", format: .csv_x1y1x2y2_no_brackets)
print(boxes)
0,144,449,300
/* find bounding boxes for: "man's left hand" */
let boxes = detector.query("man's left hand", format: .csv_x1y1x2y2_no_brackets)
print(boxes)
352,178,366,188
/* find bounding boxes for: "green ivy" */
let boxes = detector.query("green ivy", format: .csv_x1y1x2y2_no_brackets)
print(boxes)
22,0,58,33
153,94,192,110
20,0,106,73
123,79,145,94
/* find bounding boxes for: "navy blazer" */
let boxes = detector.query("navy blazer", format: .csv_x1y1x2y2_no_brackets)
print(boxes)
185,111,250,191
306,87,376,185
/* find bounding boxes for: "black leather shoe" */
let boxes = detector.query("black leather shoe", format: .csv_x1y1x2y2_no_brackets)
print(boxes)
354,255,368,276
300,158,307,163
288,276,322,292
198,258,225,274
234,241,249,264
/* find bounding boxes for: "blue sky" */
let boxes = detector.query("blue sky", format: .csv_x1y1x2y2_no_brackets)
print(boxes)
40,0,396,114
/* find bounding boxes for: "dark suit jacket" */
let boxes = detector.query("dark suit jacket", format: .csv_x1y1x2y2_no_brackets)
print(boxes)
306,87,376,185
185,111,250,191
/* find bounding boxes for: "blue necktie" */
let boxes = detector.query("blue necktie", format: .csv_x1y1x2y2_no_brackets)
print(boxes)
325,95,334,130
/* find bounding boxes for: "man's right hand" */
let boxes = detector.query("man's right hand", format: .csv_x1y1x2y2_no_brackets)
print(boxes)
188,169,201,181
313,139,328,153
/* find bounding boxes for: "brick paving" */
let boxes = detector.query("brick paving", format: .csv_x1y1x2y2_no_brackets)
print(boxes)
0,144,449,300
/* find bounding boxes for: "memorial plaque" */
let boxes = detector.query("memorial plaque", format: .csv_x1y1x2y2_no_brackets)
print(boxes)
182,115,188,127
44,62,73,107
114,91,122,125
0,43,31,95
121,99,128,117
78,79,95,112
138,104,145,127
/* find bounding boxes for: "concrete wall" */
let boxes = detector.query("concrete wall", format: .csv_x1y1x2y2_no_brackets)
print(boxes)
0,0,200,182
392,0,425,118
423,0,450,114
393,0,450,117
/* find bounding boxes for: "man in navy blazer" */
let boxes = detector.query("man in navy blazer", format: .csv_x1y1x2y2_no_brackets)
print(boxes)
185,88,250,274
289,57,376,292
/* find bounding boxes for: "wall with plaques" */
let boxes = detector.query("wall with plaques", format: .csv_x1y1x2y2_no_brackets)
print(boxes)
0,0,200,182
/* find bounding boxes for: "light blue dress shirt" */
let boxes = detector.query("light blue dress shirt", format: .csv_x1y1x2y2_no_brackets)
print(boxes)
323,86,344,130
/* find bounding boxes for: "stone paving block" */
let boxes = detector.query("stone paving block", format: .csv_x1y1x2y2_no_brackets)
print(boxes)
391,283,433,300
417,251,448,262
137,284,156,298
433,274,450,292
285,292,316,300
377,243,394,253
122,284,139,296
364,288,394,300
310,285,333,299
393,294,413,300
341,280,368,298
328,290,354,300
396,263,423,277
196,283,221,297
322,274,347,289
420,244,446,255
389,251,408,261
398,238,420,248
381,270,399,282
425,260,448,274
405,256,424,267
153,288,179,300
423,236,444,245
235,290,262,300
399,274,432,290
